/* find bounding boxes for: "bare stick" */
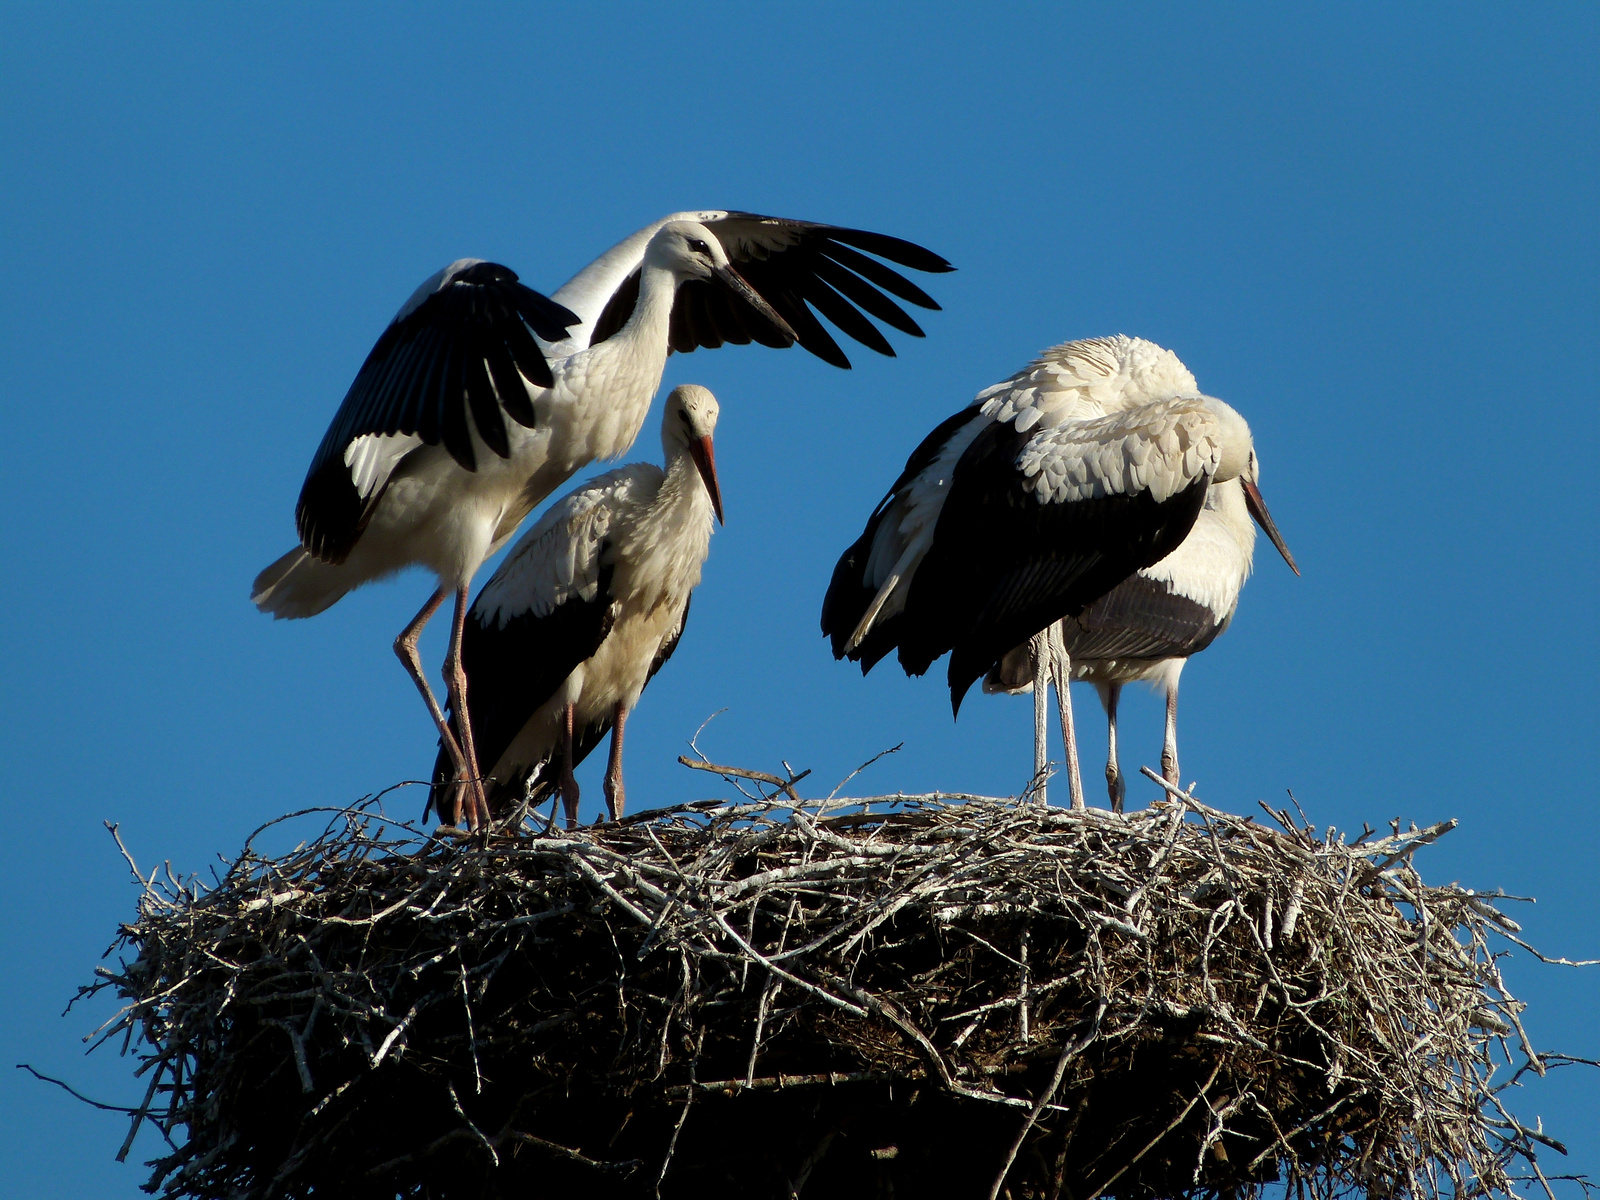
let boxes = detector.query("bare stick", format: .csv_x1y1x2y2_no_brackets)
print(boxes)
677,755,810,804
986,997,1108,1200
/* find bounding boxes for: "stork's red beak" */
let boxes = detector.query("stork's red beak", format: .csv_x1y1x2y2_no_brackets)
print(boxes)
1240,477,1298,575
689,435,724,525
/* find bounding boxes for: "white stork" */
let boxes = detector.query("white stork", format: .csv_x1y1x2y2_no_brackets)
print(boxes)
821,335,1293,809
984,472,1297,811
251,211,951,828
425,384,723,829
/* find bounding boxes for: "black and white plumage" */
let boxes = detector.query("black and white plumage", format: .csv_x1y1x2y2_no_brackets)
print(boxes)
984,473,1297,811
822,335,1294,808
252,211,950,828
426,385,724,829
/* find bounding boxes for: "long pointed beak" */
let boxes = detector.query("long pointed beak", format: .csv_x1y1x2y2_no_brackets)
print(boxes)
1240,477,1299,576
714,264,797,345
689,435,725,525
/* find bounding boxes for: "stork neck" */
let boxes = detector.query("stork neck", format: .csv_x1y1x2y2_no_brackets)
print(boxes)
613,442,715,607
624,261,680,352
555,261,681,466
658,444,714,523
1209,479,1256,563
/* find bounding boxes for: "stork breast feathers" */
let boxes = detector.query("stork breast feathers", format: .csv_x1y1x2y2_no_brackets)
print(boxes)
1014,399,1222,506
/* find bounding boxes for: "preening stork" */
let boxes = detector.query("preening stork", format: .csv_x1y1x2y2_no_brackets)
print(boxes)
426,385,724,830
251,211,951,828
984,472,1297,812
821,335,1293,808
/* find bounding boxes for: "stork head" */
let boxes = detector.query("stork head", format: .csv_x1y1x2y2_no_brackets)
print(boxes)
664,384,725,525
1207,398,1298,575
647,220,731,277
645,221,797,344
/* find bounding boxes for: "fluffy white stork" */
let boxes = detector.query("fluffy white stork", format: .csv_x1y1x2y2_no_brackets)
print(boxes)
425,385,724,829
821,335,1293,808
252,211,950,828
984,473,1297,811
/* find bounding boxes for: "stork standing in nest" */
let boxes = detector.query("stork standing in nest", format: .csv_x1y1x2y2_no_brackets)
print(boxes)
984,471,1297,811
427,385,724,830
252,211,951,828
822,336,1294,809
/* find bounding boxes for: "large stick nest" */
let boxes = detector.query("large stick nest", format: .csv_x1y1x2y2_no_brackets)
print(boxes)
85,777,1568,1200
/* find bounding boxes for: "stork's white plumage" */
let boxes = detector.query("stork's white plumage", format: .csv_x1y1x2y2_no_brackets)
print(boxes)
252,212,951,828
822,336,1295,808
984,473,1297,811
426,385,724,829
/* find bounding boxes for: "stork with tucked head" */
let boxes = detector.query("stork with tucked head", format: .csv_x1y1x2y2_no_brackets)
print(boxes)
427,385,725,829
252,211,950,828
822,336,1295,808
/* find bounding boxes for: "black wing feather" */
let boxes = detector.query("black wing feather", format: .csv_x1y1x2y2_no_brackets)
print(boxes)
464,344,509,459
817,241,942,311
799,273,896,357
295,262,579,563
484,332,535,428
589,268,641,347
818,225,956,275
811,253,925,337
888,418,1211,712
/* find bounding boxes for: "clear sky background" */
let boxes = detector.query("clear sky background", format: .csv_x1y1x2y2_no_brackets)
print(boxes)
1,4,1595,1195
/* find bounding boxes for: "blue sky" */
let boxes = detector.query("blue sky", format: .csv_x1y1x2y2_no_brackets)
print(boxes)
1,4,1595,1194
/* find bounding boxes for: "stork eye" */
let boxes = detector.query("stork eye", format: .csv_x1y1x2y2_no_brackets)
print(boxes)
687,238,711,255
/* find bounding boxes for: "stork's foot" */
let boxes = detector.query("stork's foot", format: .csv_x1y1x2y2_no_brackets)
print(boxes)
604,772,625,823
560,772,580,831
1106,763,1126,814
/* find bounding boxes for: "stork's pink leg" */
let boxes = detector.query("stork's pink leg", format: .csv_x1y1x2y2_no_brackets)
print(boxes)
1028,630,1050,805
395,587,474,828
1161,680,1181,788
1102,683,1126,814
1047,622,1086,811
559,704,581,830
444,585,491,830
603,702,628,822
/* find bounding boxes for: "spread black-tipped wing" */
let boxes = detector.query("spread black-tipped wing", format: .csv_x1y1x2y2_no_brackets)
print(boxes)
296,261,579,563
589,213,953,369
894,416,1213,713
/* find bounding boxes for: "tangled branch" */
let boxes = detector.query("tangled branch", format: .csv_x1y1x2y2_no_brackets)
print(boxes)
73,776,1586,1200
